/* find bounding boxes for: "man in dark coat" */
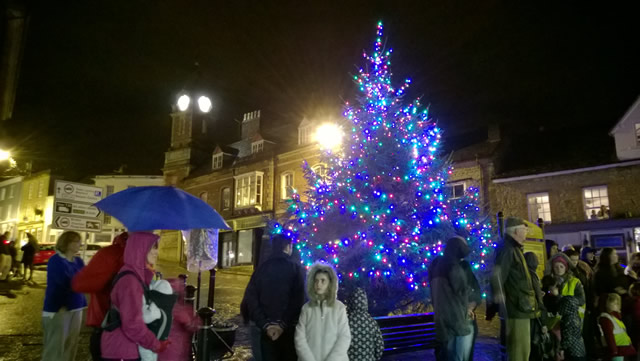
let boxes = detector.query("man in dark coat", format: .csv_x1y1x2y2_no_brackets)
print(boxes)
491,217,538,361
430,236,476,361
242,235,306,361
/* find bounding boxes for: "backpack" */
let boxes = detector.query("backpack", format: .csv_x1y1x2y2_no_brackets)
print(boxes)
101,271,178,340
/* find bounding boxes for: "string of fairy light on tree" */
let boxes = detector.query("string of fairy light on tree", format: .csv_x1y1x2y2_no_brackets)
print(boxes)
269,22,495,312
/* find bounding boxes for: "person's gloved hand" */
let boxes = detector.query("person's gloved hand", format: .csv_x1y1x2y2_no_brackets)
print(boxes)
154,340,171,353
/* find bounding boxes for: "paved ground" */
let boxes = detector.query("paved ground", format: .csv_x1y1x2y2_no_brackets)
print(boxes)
0,262,254,361
0,262,501,361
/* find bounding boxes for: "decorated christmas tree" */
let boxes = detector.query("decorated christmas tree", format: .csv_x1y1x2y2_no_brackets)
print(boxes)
269,22,495,315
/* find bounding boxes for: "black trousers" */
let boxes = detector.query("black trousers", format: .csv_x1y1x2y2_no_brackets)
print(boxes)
260,329,296,361
90,327,103,361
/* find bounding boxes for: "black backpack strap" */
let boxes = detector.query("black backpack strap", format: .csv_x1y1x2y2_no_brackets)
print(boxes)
112,270,151,305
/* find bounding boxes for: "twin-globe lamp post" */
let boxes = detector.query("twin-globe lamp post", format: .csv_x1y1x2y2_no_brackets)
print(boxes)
176,93,212,113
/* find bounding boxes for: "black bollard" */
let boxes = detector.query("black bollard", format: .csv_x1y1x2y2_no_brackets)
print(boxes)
185,285,197,308
207,268,216,308
196,307,216,361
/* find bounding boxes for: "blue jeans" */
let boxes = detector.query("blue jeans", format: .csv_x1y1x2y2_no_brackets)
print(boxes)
435,332,473,361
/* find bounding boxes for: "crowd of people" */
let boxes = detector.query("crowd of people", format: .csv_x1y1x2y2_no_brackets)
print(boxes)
5,213,637,361
487,217,640,361
40,231,200,361
0,231,38,286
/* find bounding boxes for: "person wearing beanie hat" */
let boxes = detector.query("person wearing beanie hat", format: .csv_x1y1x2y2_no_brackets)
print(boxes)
491,216,537,361
550,253,586,318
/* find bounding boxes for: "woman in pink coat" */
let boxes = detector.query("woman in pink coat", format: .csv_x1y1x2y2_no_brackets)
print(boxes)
101,232,170,361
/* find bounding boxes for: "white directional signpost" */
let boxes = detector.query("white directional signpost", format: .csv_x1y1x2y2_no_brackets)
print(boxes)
52,180,103,232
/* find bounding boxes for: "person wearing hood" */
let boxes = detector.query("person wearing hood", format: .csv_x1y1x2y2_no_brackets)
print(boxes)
72,232,128,361
580,247,597,270
491,217,538,361
429,236,476,361
346,288,384,361
41,231,87,361
550,253,586,319
295,262,351,361
158,278,202,361
242,235,306,361
558,295,587,361
101,232,170,361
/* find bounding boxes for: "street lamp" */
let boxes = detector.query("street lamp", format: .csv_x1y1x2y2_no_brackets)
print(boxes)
176,93,212,113
0,149,17,168
314,123,344,150
0,149,10,161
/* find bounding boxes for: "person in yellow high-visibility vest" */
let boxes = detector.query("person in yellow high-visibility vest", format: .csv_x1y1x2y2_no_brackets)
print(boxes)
550,254,586,322
597,293,636,361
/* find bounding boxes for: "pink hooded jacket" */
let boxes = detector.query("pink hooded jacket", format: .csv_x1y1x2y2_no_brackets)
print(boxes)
101,232,162,359
158,278,201,361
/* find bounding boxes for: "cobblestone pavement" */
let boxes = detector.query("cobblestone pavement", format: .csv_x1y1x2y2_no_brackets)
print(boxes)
0,262,501,361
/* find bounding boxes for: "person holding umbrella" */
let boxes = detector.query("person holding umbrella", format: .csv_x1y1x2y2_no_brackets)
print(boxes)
101,232,170,361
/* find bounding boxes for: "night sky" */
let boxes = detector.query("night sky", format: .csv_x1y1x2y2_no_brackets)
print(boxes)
5,1,640,178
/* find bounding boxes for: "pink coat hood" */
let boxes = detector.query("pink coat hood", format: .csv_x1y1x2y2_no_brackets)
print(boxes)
101,232,161,359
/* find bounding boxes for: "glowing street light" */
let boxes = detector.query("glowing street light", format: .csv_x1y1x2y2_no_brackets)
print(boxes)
0,149,10,161
176,93,212,113
177,94,190,111
314,123,344,150
197,96,212,113
0,149,17,168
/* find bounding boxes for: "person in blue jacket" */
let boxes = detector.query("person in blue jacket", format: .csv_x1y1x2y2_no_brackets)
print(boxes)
41,231,87,361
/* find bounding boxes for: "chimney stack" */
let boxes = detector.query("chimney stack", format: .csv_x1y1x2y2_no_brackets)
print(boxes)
241,110,261,140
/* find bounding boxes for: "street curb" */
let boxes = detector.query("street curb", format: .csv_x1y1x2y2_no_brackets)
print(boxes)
217,270,253,277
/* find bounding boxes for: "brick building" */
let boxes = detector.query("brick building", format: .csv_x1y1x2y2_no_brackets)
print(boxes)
162,105,323,265
489,97,640,262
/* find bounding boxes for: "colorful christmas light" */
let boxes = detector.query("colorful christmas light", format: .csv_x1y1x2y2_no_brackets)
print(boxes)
268,22,495,314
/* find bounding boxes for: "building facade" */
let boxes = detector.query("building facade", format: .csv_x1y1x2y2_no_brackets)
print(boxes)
17,170,56,243
0,176,23,239
92,175,165,244
490,100,640,262
162,107,326,266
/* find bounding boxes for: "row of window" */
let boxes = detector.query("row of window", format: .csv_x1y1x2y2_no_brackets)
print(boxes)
197,165,329,212
0,181,48,202
0,204,13,220
0,185,16,201
211,141,267,170
527,185,609,223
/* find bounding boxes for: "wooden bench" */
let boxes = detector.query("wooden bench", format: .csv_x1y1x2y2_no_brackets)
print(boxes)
374,313,437,356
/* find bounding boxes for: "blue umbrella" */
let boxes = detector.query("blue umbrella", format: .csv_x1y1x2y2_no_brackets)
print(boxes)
94,186,230,231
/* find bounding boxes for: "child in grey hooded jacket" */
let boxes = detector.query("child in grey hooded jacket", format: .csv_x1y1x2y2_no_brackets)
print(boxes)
295,262,351,361
346,288,384,361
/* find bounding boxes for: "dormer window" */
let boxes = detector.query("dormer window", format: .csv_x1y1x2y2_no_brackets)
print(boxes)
299,126,312,145
212,153,223,169
251,140,264,154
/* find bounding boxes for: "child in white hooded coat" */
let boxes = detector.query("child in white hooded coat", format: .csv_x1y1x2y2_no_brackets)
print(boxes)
295,262,351,361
